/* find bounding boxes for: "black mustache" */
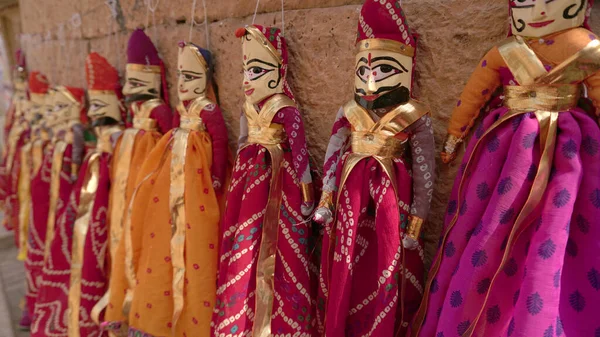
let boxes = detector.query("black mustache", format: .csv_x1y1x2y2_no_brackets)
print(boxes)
125,93,159,105
355,82,402,96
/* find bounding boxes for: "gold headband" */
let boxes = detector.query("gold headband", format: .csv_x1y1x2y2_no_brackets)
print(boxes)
126,63,162,74
184,43,208,71
243,26,284,65
357,38,415,57
55,86,82,105
88,89,119,96
30,93,46,101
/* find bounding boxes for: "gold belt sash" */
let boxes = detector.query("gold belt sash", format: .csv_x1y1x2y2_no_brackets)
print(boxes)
132,117,158,131
17,142,32,261
350,131,406,158
68,152,101,337
503,84,580,111
247,123,286,145
179,116,206,131
44,141,68,262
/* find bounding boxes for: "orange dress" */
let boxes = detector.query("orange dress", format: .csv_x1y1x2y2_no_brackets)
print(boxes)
116,97,228,337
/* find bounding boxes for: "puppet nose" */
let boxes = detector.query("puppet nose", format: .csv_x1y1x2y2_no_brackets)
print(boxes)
532,0,548,19
367,74,377,94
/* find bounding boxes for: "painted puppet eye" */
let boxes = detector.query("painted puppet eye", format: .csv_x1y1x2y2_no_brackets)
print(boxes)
372,64,402,82
90,101,107,111
128,80,146,88
244,66,273,81
53,103,69,112
511,0,537,8
356,66,370,83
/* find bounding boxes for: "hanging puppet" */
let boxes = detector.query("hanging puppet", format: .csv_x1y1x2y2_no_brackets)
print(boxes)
212,24,316,336
412,1,600,336
106,41,228,337
25,85,86,322
31,52,125,337
312,1,435,335
0,50,28,231
99,28,173,331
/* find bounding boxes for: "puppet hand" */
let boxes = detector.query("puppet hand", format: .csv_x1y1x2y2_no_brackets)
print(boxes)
212,176,222,193
402,236,419,250
313,207,333,225
440,151,457,164
301,201,315,217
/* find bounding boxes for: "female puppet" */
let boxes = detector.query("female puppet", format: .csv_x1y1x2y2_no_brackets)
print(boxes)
412,1,600,336
114,42,228,337
31,52,125,337
313,1,435,336
99,28,173,330
25,86,86,319
212,24,315,337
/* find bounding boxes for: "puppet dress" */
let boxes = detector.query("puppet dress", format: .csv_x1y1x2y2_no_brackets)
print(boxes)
413,28,600,337
317,100,434,337
101,98,172,328
122,97,227,337
213,95,315,336
31,125,122,337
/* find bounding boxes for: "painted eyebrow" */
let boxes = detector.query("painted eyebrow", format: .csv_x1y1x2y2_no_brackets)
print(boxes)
370,56,409,72
127,77,149,83
180,70,204,76
356,57,369,68
90,99,108,105
246,58,278,68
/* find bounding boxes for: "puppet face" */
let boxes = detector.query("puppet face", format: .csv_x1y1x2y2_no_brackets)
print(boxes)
177,46,208,102
27,94,46,122
354,48,412,110
242,33,284,105
87,92,122,122
53,90,80,124
510,0,587,37
122,67,161,97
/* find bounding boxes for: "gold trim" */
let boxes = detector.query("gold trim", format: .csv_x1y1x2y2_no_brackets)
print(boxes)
17,142,32,261
497,36,547,86
442,134,462,157
169,128,190,333
55,86,81,105
245,94,295,145
44,140,68,262
300,182,314,203
317,190,334,211
538,39,600,85
244,26,284,65
503,84,580,112
68,152,101,337
406,215,424,241
185,43,208,71
126,63,161,74
357,38,415,58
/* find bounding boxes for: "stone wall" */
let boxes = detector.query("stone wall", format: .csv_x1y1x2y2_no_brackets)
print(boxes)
16,0,600,266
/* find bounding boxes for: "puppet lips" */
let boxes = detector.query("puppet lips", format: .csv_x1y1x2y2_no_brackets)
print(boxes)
361,94,380,101
179,88,189,93
244,89,255,96
528,20,554,28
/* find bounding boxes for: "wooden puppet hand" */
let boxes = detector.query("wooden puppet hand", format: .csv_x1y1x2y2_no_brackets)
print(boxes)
212,175,222,194
301,201,315,217
313,207,333,225
441,134,462,164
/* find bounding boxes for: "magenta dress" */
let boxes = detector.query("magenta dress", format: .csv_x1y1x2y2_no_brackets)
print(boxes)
412,29,600,337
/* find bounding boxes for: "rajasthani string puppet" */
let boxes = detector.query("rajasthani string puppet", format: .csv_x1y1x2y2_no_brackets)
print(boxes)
213,24,316,337
412,1,600,336
118,41,228,337
0,51,28,232
314,0,435,336
100,28,173,330
31,52,125,337
0,48,27,208
26,85,86,322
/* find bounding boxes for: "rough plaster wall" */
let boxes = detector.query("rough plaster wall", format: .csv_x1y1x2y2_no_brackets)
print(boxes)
16,0,600,267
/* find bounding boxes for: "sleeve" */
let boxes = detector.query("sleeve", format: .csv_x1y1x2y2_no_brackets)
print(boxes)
447,46,504,138
201,105,229,191
319,107,351,210
277,106,312,183
71,124,85,166
405,114,436,220
150,103,174,134
237,112,249,152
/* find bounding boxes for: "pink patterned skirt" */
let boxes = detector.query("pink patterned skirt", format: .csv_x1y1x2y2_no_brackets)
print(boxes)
212,144,315,336
414,107,600,336
318,154,424,337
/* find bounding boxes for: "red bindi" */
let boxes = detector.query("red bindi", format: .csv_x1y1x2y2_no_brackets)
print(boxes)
243,55,247,60
541,11,546,15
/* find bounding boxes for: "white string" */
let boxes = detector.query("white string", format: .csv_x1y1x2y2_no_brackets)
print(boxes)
202,0,209,49
144,0,160,44
105,1,119,71
188,0,197,42
281,0,285,35
252,0,261,24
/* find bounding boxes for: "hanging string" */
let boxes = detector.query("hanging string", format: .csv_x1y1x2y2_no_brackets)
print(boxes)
144,0,160,44
252,0,261,24
57,23,66,83
188,0,197,42
69,13,84,86
281,0,285,35
105,0,120,71
202,0,209,48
